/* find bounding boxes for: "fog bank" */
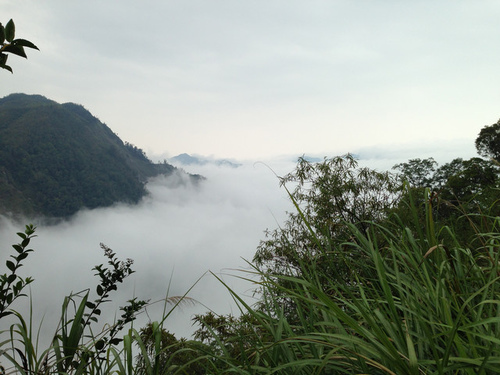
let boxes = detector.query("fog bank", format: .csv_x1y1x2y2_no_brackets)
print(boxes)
0,144,476,341
0,161,293,340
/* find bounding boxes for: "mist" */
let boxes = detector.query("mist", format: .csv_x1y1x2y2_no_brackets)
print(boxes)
0,142,476,342
0,160,296,341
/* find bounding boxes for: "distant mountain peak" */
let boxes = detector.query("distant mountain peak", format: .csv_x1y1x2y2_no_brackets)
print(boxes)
170,153,241,168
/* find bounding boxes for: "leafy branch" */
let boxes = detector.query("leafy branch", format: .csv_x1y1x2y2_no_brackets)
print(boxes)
49,243,148,373
0,19,39,73
0,224,36,319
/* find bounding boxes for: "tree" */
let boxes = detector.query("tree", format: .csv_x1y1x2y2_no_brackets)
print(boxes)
392,156,500,247
253,155,401,314
0,19,38,73
475,119,500,161
392,157,437,188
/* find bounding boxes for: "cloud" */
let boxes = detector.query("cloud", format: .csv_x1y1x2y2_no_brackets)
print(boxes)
0,141,479,343
0,161,294,340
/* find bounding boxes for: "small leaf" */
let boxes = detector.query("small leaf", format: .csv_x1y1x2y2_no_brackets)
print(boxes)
17,252,28,261
7,274,16,283
95,339,105,350
96,285,103,296
12,244,23,253
12,38,39,50
85,301,96,309
2,44,26,58
0,24,5,45
0,62,12,73
0,52,7,65
6,260,16,272
14,280,23,293
5,19,14,42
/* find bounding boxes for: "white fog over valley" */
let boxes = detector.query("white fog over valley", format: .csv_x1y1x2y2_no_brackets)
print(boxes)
0,140,477,340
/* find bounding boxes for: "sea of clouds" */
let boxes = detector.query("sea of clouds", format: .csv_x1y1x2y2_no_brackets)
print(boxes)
0,140,477,343
0,160,297,342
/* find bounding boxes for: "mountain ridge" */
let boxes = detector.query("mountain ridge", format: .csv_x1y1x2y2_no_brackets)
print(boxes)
0,93,199,219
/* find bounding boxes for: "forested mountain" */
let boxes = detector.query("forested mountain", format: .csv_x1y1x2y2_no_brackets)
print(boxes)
0,93,196,218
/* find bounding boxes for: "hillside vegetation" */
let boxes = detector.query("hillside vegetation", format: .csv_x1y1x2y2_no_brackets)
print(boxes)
0,93,194,218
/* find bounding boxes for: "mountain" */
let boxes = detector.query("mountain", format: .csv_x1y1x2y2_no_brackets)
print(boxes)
0,93,197,218
170,153,241,168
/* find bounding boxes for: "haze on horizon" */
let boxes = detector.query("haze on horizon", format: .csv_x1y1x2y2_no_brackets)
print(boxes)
0,1,498,160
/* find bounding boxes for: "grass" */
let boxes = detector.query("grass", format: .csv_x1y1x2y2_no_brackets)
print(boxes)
2,187,500,374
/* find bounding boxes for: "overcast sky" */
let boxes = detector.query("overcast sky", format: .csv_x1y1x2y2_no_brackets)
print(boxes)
0,1,495,160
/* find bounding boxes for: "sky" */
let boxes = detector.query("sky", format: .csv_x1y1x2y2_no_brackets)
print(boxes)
0,0,498,343
0,1,497,161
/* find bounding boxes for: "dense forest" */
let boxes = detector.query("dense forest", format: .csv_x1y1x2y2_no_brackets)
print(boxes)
2,118,500,374
0,94,200,218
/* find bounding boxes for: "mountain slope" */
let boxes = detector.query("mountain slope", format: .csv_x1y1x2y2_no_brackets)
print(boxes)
0,93,190,218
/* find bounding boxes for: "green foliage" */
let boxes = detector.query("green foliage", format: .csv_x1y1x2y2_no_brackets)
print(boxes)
392,155,500,247
131,322,206,375
172,189,500,374
0,235,147,375
0,94,183,218
253,154,401,317
0,19,38,73
393,157,437,188
0,224,35,319
475,119,500,160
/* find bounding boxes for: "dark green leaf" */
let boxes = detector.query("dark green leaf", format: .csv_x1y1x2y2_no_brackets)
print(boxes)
2,44,26,58
7,274,16,283
6,260,16,272
12,38,39,50
95,339,105,350
96,285,103,296
0,62,12,73
12,244,23,253
5,19,14,42
0,24,5,45
17,252,28,261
